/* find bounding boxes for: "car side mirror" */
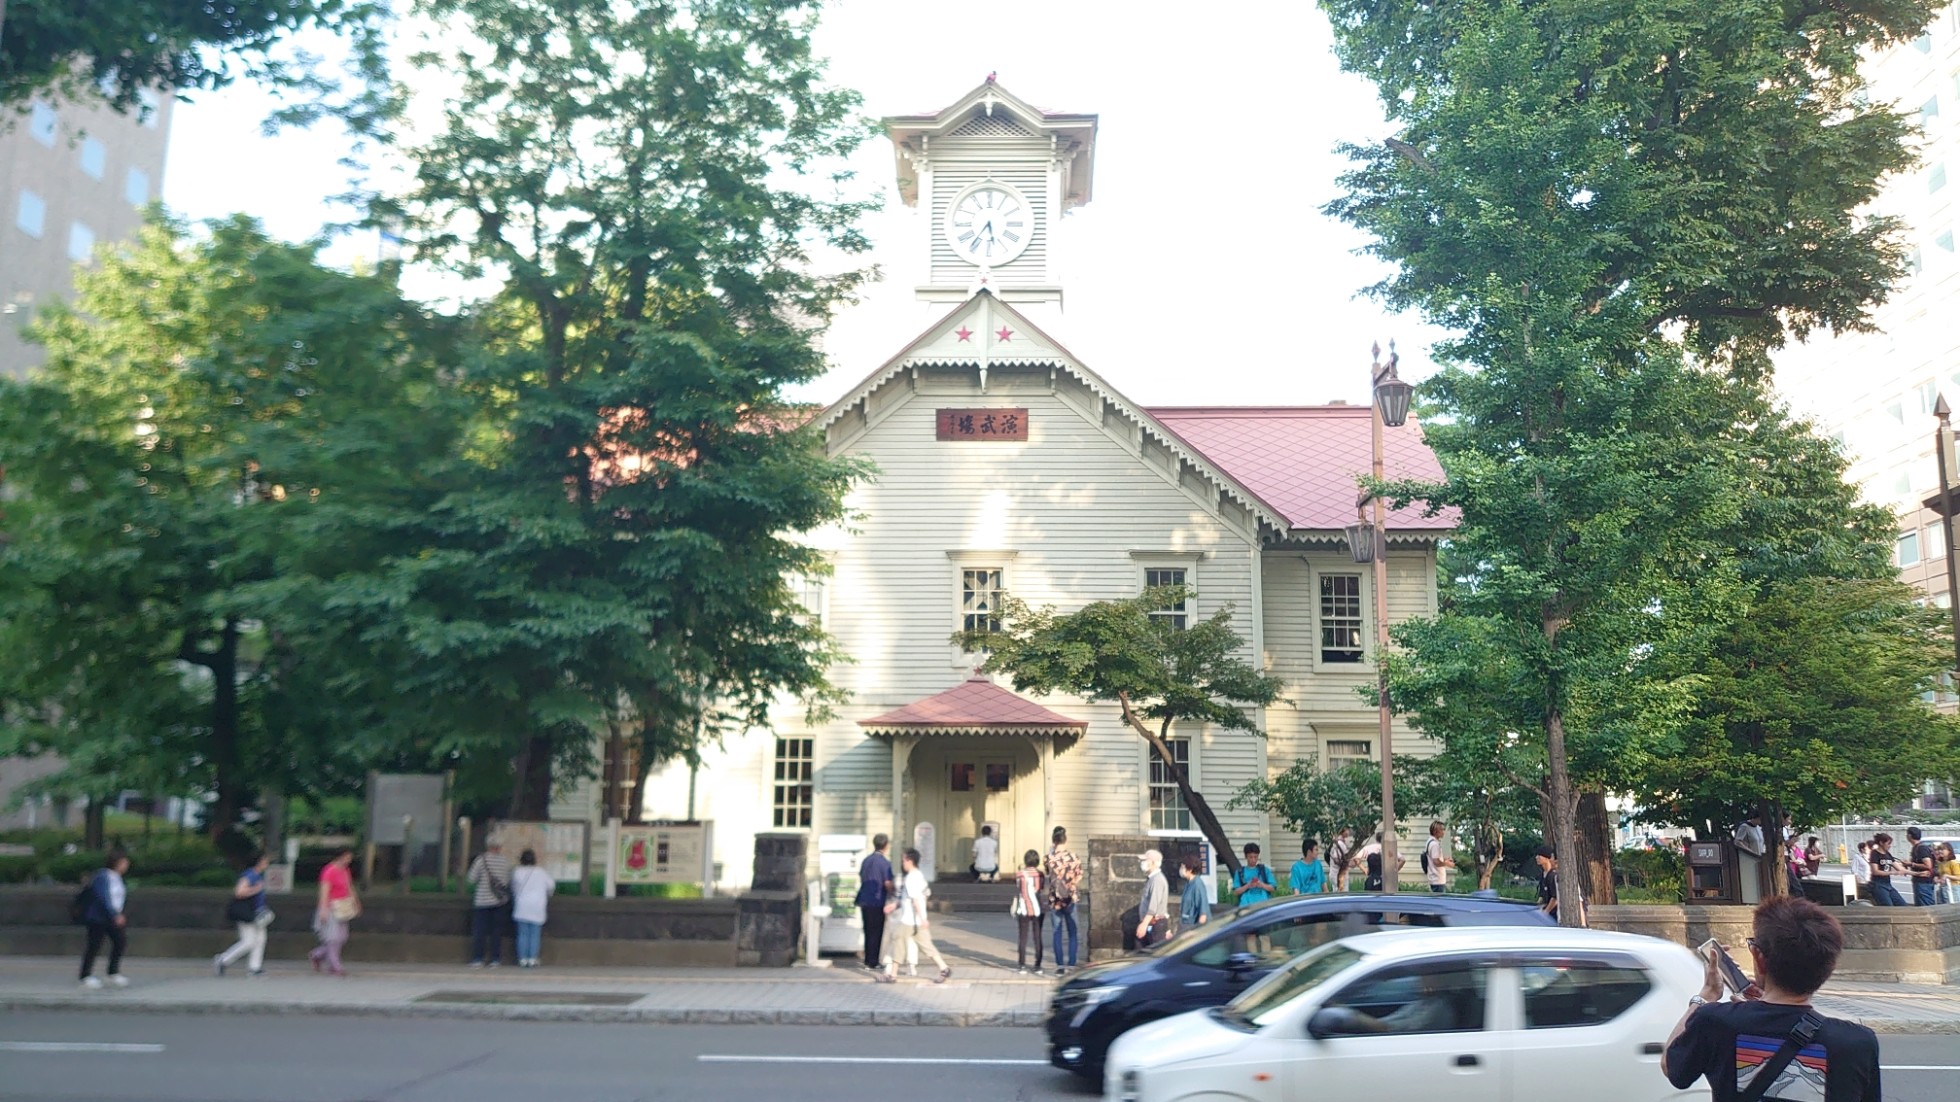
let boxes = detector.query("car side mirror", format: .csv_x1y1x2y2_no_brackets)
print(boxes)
1225,951,1260,974
1307,1007,1363,1039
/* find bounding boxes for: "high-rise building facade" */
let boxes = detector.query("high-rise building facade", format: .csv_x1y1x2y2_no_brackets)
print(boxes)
1,87,172,378
1775,9,1960,806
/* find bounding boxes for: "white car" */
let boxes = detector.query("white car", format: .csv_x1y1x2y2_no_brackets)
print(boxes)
1104,925,1712,1102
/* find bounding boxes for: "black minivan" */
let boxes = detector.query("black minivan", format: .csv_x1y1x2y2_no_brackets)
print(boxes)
1045,891,1553,1077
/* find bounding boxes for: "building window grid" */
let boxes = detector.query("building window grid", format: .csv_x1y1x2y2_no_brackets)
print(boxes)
1900,530,1922,567
1320,573,1366,663
1145,566,1189,630
80,137,106,180
68,222,96,263
961,568,1005,634
1928,524,1947,562
1327,740,1375,770
771,737,814,829
124,168,150,208
1934,164,1950,193
1149,736,1192,831
15,190,46,238
29,101,57,145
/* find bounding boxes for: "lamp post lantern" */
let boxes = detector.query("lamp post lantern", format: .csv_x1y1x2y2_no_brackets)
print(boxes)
1344,342,1412,892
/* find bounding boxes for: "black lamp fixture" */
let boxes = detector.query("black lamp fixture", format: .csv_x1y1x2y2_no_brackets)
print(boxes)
1344,513,1377,564
1373,340,1414,429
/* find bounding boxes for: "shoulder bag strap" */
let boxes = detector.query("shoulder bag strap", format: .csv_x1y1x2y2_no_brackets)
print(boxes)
1737,1010,1824,1102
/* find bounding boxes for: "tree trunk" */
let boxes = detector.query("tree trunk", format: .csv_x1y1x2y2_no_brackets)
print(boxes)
83,796,106,850
1125,708,1242,875
1544,704,1587,926
1759,797,1787,897
204,620,242,840
509,734,554,819
1577,788,1618,906
1476,792,1502,890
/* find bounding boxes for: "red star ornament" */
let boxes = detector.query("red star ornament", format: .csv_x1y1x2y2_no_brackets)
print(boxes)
955,326,973,342
996,326,1014,342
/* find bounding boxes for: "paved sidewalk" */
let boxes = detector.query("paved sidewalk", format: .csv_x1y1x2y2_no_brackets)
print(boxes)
4,911,1956,1032
0,912,1068,1027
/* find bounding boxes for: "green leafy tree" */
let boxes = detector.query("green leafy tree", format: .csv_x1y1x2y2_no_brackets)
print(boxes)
1397,749,1543,891
1322,0,1942,922
955,588,1285,875
1230,760,1381,858
357,0,873,815
0,214,461,834
0,1,388,116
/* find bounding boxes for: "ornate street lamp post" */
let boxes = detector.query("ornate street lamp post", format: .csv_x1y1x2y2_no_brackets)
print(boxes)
1931,397,1960,679
1345,343,1413,892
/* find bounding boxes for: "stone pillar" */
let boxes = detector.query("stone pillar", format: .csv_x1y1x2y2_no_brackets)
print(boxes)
750,832,808,892
1086,836,1197,961
738,832,808,967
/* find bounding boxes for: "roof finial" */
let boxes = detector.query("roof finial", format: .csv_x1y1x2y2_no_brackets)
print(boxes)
986,70,998,83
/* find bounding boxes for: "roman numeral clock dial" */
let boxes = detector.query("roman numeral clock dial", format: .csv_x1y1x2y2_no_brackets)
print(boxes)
944,182,1034,267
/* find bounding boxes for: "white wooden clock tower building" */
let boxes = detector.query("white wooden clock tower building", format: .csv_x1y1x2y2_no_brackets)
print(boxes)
614,80,1455,895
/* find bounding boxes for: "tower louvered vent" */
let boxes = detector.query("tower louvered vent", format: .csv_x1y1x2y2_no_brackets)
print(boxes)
950,113,1030,138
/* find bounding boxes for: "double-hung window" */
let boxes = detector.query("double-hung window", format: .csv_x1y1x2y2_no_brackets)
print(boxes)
772,737,814,828
1149,736,1192,831
1320,573,1365,663
1144,566,1189,630
962,568,1005,634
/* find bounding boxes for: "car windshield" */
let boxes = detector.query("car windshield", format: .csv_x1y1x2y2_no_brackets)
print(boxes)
1219,943,1365,1028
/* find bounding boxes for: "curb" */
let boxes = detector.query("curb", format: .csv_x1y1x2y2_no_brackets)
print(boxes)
0,996,1046,1028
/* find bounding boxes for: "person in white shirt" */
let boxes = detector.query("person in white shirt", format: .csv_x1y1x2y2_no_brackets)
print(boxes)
877,848,950,984
1733,814,1766,858
1423,821,1457,893
509,849,556,967
1850,840,1872,900
970,825,1000,882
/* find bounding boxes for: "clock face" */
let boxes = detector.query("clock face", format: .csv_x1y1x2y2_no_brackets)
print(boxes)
944,183,1034,266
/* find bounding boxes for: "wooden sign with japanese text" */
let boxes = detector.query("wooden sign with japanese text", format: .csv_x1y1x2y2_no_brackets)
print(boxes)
936,408,1029,441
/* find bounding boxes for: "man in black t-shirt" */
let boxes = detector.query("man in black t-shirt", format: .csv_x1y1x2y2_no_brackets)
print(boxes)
1664,896,1880,1102
1905,827,1938,907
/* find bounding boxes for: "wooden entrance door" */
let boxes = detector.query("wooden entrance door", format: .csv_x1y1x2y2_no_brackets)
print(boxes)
942,755,1015,875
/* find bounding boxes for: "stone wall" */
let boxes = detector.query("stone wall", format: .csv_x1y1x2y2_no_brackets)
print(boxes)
1591,903,1960,985
1084,836,1201,961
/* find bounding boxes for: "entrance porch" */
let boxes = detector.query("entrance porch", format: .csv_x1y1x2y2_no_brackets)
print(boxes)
860,676,1086,881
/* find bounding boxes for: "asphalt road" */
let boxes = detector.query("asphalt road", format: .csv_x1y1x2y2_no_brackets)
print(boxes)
0,1011,1955,1102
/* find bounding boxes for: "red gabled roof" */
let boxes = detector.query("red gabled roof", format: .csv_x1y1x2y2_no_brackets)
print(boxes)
860,677,1088,735
1146,406,1457,534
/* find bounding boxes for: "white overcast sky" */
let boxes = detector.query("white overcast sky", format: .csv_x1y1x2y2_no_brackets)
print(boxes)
160,0,1448,407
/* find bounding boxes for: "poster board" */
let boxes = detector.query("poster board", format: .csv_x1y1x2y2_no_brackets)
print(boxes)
486,819,590,888
365,772,446,847
614,822,713,886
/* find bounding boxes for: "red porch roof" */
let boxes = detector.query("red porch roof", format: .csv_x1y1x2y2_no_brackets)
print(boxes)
860,677,1088,736
1146,406,1458,534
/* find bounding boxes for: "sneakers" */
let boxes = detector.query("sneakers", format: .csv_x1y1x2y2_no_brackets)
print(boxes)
248,969,264,977
109,974,129,987
934,967,952,984
1055,967,1069,977
1032,968,1045,977
874,970,897,984
1017,967,1029,975
81,976,103,989
468,960,484,969
214,955,227,977
486,960,500,969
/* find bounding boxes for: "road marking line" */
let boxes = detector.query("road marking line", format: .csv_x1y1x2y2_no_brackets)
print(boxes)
1882,1065,1960,1071
698,1055,1047,1067
0,1042,164,1054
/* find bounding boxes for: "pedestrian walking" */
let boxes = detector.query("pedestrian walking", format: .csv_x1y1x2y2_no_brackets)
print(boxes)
77,848,131,989
1535,845,1584,924
466,841,513,967
1179,852,1212,930
1868,834,1908,907
1664,896,1881,1102
1423,821,1457,893
1134,848,1170,949
1043,826,1082,976
854,833,894,971
1290,838,1327,895
1013,848,1044,974
1906,827,1938,906
509,848,555,967
308,847,358,975
1230,843,1275,907
1850,841,1871,900
214,851,271,977
1327,828,1355,892
877,848,950,984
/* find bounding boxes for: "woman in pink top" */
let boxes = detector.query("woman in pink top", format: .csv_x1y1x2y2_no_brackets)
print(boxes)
1013,849,1045,975
308,848,359,975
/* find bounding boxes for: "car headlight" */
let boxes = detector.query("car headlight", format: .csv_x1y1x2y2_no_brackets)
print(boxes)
1073,984,1125,1027
1119,1068,1142,1102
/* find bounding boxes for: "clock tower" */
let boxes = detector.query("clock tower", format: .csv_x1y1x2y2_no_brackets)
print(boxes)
885,78,1097,306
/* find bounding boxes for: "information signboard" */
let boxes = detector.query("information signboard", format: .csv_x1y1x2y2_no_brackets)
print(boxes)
614,822,713,885
486,819,590,886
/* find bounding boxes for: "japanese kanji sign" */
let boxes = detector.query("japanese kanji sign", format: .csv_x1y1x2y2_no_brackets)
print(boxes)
936,408,1029,441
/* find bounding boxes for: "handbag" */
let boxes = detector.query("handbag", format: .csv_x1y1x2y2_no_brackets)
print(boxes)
224,898,256,924
329,896,361,923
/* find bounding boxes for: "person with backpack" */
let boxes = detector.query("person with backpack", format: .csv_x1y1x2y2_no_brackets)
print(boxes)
1043,826,1082,976
77,848,131,989
1012,848,1045,975
466,840,513,967
214,851,271,976
1230,843,1275,907
1663,896,1880,1102
1422,821,1457,893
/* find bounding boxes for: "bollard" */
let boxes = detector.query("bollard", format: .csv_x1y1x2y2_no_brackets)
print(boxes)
399,815,415,893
